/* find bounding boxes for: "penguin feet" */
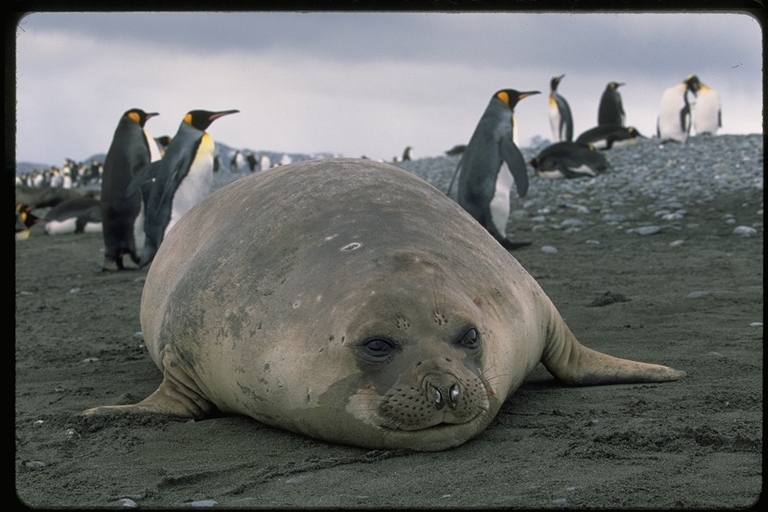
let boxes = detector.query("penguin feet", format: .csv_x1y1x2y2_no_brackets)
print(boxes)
500,239,532,251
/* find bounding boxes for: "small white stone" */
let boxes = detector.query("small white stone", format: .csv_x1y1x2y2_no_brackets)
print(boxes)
189,500,218,507
635,225,661,235
541,245,558,255
732,225,757,237
686,291,710,299
669,239,684,247
117,498,138,508
750,322,763,327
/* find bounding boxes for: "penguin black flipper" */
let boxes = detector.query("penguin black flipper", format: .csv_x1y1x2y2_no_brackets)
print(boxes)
142,151,193,254
499,136,528,198
679,104,691,138
157,144,198,213
126,160,162,199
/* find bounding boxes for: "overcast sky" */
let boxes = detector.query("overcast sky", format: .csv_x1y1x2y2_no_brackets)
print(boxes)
14,11,763,165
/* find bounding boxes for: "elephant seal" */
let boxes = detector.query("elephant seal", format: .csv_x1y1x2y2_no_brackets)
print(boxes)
84,158,685,451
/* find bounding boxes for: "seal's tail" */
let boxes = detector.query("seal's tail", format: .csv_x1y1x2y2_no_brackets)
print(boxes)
540,300,686,386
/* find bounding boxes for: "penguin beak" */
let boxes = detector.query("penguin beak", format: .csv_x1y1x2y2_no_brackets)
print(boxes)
208,110,240,122
146,112,159,120
519,91,541,100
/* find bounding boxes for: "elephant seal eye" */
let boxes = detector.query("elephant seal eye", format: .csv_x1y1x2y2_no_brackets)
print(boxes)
458,328,479,348
361,338,395,358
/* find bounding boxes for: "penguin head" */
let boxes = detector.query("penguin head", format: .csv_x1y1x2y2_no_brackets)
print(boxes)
494,89,541,110
124,109,159,127
184,109,240,131
155,135,172,148
607,82,625,90
550,75,565,92
684,75,701,94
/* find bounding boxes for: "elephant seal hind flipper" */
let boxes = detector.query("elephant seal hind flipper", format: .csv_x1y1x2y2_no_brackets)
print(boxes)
540,298,686,386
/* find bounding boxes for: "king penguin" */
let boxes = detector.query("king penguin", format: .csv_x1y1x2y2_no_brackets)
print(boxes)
692,80,721,135
449,89,539,250
576,125,644,150
598,81,625,126
548,75,573,142
100,108,161,271
128,109,239,267
529,141,608,179
657,75,699,143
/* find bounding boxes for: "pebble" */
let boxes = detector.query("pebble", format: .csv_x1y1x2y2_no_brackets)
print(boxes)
750,322,763,327
732,226,758,237
189,500,217,508
670,239,685,247
69,287,81,294
686,291,710,299
634,226,661,235
24,460,46,470
117,498,138,508
211,135,762,244
541,245,558,255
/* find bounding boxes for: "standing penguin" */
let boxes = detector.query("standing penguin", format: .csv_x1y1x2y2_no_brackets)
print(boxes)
657,75,699,143
450,89,539,250
548,75,573,142
598,81,625,126
129,109,239,267
692,80,721,135
100,108,161,271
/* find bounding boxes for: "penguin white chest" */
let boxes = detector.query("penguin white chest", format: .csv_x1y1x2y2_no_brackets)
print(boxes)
166,134,214,236
548,96,562,141
693,87,721,135
658,85,691,142
489,162,514,235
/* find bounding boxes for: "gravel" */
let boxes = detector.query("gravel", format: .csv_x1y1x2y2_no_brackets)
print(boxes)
212,133,763,239
394,133,763,238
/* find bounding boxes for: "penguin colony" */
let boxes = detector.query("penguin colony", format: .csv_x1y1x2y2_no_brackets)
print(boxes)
17,73,722,258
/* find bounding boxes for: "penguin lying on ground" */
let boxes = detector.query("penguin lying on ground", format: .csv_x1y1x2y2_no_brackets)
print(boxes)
548,74,573,142
692,80,721,135
529,142,608,179
448,89,539,250
101,108,161,271
657,75,699,143
575,125,644,150
43,197,102,235
127,109,239,267
444,144,467,156
598,81,625,126
15,185,84,210
15,204,42,240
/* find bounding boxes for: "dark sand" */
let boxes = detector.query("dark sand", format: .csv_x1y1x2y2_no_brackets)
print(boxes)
15,184,762,508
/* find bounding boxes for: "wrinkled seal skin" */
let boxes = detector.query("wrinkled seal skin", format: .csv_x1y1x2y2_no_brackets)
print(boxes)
84,158,685,451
